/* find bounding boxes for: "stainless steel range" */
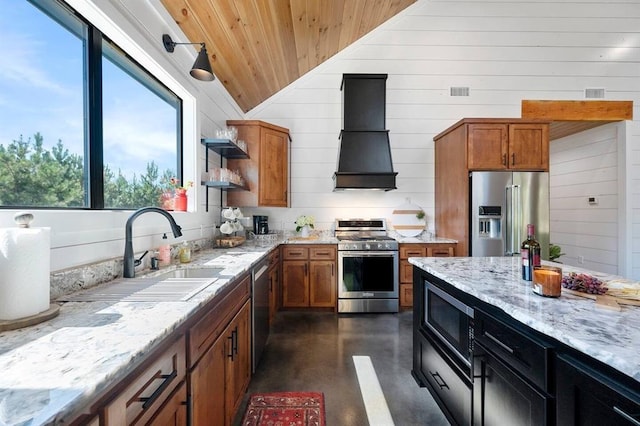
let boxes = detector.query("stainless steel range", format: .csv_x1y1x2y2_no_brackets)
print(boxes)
335,218,399,313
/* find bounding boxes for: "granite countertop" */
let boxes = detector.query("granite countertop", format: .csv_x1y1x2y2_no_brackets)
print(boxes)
0,242,278,426
409,256,640,382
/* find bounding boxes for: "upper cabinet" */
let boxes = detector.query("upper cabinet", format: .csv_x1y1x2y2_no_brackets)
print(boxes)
466,121,549,171
226,120,290,207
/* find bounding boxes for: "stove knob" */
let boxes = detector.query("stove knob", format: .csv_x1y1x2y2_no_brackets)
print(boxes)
365,243,371,250
377,243,384,249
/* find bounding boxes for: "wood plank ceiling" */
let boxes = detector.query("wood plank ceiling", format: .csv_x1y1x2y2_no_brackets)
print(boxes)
160,0,416,112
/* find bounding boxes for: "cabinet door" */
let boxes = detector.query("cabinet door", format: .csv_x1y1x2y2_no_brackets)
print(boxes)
556,354,640,426
400,283,413,308
467,124,508,170
148,381,188,426
473,342,550,426
226,301,251,426
259,127,288,206
508,124,548,171
282,261,309,307
191,333,226,426
269,265,279,323
309,260,336,308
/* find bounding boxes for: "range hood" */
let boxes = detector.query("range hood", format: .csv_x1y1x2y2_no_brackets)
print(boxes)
333,74,397,191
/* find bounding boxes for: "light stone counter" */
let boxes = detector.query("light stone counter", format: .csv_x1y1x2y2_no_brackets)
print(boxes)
409,256,640,382
0,243,278,425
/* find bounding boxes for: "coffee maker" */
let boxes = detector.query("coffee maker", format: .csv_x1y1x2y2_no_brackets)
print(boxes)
253,215,269,234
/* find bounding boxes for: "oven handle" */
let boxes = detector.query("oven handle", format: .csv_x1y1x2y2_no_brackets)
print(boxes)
338,251,398,257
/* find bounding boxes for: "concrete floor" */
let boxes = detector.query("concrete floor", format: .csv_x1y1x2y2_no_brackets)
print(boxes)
235,311,449,426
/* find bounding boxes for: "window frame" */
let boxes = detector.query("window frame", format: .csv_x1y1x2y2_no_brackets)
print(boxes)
2,0,184,211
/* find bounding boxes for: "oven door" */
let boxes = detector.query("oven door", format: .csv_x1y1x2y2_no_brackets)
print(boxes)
424,280,474,367
338,251,399,298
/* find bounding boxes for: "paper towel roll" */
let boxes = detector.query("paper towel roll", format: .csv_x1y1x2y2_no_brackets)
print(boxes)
0,227,51,320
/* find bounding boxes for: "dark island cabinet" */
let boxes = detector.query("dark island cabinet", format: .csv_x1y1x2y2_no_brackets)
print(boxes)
473,341,550,426
556,354,640,426
473,309,553,426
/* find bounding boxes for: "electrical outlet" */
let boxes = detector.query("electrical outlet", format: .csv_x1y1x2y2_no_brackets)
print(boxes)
578,256,584,264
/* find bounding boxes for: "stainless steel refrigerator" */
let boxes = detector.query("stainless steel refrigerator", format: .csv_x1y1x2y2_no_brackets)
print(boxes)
470,171,549,260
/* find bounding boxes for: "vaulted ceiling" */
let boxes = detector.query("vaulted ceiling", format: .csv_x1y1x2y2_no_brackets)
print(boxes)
160,0,416,112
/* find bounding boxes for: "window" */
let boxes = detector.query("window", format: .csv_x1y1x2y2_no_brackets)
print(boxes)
0,0,181,210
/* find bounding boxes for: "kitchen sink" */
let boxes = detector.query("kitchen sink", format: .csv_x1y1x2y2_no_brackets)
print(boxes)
150,267,224,279
58,268,225,303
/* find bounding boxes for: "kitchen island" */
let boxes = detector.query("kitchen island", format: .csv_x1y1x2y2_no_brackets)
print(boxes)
410,256,640,425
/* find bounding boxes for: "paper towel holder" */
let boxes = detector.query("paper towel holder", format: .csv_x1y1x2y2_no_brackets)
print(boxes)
14,212,34,228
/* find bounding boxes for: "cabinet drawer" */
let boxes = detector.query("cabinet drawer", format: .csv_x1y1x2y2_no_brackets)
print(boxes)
474,309,551,391
400,245,426,259
104,335,186,425
189,274,250,367
427,245,455,257
419,332,472,426
268,249,280,268
282,246,309,260
310,246,336,260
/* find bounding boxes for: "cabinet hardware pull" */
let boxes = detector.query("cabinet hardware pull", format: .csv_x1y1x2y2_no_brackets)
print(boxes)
511,153,515,165
429,371,449,390
614,406,640,426
232,327,238,355
484,331,515,354
227,335,234,359
305,264,308,276
332,264,334,276
502,154,507,165
139,370,178,410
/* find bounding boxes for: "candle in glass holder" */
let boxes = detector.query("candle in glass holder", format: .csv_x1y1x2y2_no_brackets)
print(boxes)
532,266,562,297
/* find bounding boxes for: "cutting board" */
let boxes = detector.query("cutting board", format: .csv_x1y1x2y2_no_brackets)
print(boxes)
391,198,426,237
562,288,640,310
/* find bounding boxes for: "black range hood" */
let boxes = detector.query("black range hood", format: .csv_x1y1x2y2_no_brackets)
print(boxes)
333,74,397,191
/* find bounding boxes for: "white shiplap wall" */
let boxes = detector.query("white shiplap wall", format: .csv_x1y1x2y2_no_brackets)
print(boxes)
2,0,638,279
549,123,622,274
243,0,640,279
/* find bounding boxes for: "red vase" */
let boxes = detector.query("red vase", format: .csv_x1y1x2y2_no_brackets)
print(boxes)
174,189,187,211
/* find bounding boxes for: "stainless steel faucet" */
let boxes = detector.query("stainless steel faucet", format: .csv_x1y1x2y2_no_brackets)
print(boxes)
123,207,183,278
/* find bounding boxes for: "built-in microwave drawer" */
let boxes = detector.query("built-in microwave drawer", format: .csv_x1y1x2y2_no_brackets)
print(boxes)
419,332,472,426
474,309,551,391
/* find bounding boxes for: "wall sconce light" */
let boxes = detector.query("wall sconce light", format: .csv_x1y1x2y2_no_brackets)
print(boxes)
162,34,214,82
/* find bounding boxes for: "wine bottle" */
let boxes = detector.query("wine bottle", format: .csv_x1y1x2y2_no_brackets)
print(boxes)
521,224,541,281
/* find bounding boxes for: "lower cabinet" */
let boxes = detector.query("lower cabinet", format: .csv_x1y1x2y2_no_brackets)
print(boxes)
399,243,456,309
103,335,187,425
416,330,472,426
281,245,336,310
556,354,640,426
189,274,252,426
268,249,280,324
473,342,550,426
149,381,188,425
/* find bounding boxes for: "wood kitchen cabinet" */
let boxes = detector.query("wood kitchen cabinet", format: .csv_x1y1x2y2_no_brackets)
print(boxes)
467,122,549,171
434,118,549,256
102,335,187,425
268,248,281,324
189,274,251,426
226,120,290,207
281,245,337,310
399,243,455,309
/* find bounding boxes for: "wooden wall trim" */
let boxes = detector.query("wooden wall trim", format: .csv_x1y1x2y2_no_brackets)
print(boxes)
521,100,633,140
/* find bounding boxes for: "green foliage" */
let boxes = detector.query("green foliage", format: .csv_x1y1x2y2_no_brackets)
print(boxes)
549,244,565,262
0,133,174,209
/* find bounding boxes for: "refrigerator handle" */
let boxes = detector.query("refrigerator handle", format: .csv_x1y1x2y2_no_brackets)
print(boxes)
505,185,512,255
505,185,521,256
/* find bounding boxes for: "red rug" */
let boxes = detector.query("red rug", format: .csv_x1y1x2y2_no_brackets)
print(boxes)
241,391,326,426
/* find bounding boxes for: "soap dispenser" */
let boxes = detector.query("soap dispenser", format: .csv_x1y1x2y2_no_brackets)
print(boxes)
159,233,171,266
179,241,191,263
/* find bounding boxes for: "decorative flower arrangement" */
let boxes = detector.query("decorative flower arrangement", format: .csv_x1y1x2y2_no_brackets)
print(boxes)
168,177,194,192
295,215,315,232
416,209,426,220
